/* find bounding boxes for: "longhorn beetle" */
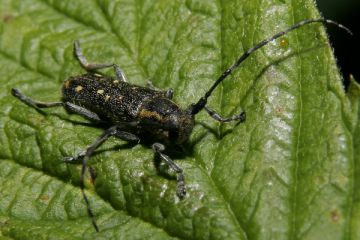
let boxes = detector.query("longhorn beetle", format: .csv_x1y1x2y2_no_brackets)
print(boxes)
11,19,351,231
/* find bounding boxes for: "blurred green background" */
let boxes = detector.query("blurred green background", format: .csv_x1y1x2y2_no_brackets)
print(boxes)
316,0,359,85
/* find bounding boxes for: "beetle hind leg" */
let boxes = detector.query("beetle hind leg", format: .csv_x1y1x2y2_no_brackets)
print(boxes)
11,88,63,109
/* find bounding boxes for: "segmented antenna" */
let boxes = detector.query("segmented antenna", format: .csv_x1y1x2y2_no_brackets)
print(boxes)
190,18,352,115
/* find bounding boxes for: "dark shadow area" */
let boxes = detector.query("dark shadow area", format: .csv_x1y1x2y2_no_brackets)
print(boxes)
317,0,360,85
196,117,245,140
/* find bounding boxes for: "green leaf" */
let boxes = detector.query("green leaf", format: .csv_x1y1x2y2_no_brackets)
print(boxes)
0,0,359,239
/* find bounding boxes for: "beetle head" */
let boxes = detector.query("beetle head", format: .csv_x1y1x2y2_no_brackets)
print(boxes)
139,98,194,144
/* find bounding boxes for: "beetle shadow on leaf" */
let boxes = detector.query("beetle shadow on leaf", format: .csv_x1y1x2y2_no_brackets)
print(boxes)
54,114,102,127
196,120,245,141
94,141,139,156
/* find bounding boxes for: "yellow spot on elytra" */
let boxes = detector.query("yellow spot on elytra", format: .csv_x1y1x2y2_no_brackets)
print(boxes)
105,95,110,102
97,89,104,95
139,109,162,121
64,81,70,88
75,85,83,92
113,80,119,84
118,95,123,100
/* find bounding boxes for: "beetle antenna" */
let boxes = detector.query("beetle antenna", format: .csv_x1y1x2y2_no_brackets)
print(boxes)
189,18,352,115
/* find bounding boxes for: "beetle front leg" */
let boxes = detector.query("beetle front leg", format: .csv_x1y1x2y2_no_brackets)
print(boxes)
74,40,127,82
152,143,186,198
146,80,174,99
204,106,246,123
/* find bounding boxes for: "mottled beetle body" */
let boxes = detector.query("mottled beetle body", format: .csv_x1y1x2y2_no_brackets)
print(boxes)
62,73,195,145
11,19,351,232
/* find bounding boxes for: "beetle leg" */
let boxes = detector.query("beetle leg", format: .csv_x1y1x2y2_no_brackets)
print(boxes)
77,125,118,232
64,102,103,123
11,88,63,109
204,106,246,123
74,40,127,82
113,131,140,143
64,132,139,162
146,80,155,89
165,89,174,99
152,143,186,198
64,124,139,163
65,123,139,231
146,80,173,99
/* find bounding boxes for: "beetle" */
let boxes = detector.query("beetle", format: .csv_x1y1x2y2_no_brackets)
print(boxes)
11,18,351,231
